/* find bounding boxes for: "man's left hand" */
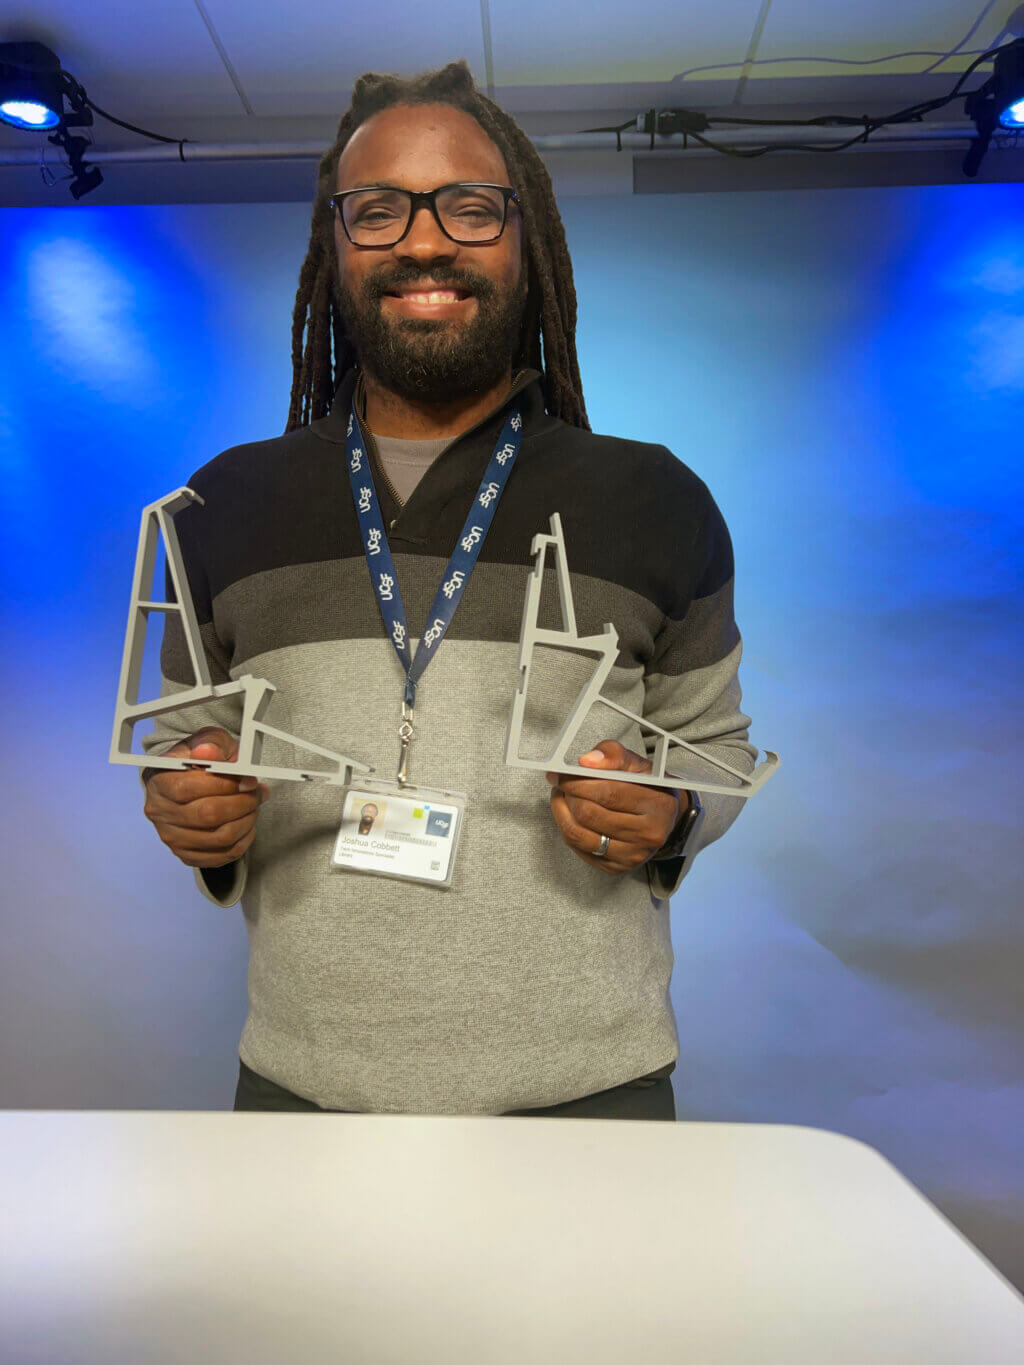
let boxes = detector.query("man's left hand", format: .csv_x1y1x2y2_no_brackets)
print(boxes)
546,740,687,877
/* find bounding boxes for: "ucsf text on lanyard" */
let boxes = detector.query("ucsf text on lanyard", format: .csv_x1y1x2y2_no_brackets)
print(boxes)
345,399,523,787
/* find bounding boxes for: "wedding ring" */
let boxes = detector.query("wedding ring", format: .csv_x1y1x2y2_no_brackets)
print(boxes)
594,834,610,858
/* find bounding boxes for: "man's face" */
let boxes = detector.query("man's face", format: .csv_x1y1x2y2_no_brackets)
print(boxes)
357,803,379,833
333,103,526,403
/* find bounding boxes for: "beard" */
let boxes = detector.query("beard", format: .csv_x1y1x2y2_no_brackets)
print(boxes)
337,262,527,403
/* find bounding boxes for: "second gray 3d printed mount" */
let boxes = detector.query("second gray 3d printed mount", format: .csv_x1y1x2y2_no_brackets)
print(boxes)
504,513,779,798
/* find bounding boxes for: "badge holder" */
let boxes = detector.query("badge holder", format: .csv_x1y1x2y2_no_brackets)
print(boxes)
331,780,467,888
331,705,466,888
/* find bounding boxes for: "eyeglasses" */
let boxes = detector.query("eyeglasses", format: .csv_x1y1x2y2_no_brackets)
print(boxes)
330,182,519,247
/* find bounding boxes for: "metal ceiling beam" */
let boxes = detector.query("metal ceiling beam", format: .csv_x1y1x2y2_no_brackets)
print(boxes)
0,119,1000,169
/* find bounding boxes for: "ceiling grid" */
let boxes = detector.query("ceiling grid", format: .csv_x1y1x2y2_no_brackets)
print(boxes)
733,0,774,105
0,1,1020,202
192,0,253,116
479,0,496,101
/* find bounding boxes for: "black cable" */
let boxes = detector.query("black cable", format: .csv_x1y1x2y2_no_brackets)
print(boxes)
611,39,1021,160
578,116,640,152
82,98,189,159
701,42,1011,132
670,1,1004,84
858,42,1010,126
684,123,875,159
59,73,190,161
918,0,1002,75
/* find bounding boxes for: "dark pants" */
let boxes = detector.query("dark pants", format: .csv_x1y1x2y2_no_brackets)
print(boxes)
233,1057,676,1121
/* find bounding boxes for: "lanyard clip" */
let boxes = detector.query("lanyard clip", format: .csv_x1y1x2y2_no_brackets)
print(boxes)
397,701,415,787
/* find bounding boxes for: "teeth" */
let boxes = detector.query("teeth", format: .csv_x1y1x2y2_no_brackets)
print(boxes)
402,290,460,304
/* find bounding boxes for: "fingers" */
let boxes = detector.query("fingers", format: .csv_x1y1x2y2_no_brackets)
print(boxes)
149,768,263,804
546,774,656,814
549,790,613,859
144,730,266,869
544,739,649,781
546,738,679,816
558,789,664,860
159,808,261,861
544,739,656,813
148,727,247,803
559,792,647,841
183,726,240,762
172,823,259,869
150,802,262,868
149,788,268,832
576,739,650,774
144,769,270,870
549,790,651,875
161,808,259,851
546,738,680,875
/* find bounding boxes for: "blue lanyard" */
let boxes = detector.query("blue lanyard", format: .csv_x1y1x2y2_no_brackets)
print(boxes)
346,401,523,710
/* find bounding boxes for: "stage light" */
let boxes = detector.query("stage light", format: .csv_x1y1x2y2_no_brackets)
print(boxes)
964,38,1024,175
0,40,103,198
1,99,59,130
0,42,63,131
995,40,1024,128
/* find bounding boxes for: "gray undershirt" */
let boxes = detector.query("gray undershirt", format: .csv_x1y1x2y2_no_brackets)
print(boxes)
372,431,455,505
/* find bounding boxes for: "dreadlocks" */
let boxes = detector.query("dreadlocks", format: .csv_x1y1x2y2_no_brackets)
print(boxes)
285,60,588,433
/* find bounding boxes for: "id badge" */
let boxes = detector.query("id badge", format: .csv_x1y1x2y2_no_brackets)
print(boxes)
331,781,466,888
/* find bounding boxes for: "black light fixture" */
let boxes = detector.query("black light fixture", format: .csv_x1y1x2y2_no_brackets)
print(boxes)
994,37,1024,127
964,37,1024,175
0,41,63,129
0,41,103,198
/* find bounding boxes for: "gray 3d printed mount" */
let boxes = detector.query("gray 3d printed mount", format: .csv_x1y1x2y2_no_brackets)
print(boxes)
504,513,780,798
109,487,373,786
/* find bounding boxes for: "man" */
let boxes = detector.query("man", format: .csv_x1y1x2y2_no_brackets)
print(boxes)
142,62,757,1120
356,803,381,837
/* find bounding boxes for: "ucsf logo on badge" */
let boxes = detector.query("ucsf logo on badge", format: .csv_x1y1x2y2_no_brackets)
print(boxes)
426,811,452,838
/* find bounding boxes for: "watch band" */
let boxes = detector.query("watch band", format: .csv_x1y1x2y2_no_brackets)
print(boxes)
653,788,704,861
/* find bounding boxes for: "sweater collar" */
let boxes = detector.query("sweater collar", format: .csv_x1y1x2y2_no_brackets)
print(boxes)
310,366,545,454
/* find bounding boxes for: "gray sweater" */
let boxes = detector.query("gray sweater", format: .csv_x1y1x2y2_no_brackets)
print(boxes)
144,369,757,1113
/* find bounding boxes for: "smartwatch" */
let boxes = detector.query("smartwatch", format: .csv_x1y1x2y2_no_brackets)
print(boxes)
653,788,704,862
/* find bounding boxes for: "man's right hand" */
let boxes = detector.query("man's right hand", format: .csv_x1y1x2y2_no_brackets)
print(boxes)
143,727,270,869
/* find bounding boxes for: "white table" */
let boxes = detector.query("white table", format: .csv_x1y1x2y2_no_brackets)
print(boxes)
2,1112,1022,1363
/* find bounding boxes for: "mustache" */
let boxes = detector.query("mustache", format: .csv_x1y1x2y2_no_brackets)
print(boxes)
363,265,497,302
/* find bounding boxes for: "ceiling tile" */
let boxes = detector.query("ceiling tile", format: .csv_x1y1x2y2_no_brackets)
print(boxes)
200,0,488,116
0,2,244,121
754,0,1013,79
488,0,765,88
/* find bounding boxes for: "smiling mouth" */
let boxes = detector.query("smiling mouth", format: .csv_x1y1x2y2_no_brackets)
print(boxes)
384,287,472,305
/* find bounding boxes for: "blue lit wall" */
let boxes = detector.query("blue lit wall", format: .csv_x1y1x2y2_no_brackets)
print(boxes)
1,183,1021,1288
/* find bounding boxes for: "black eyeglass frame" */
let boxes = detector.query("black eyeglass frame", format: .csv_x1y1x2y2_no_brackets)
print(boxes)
330,182,520,247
